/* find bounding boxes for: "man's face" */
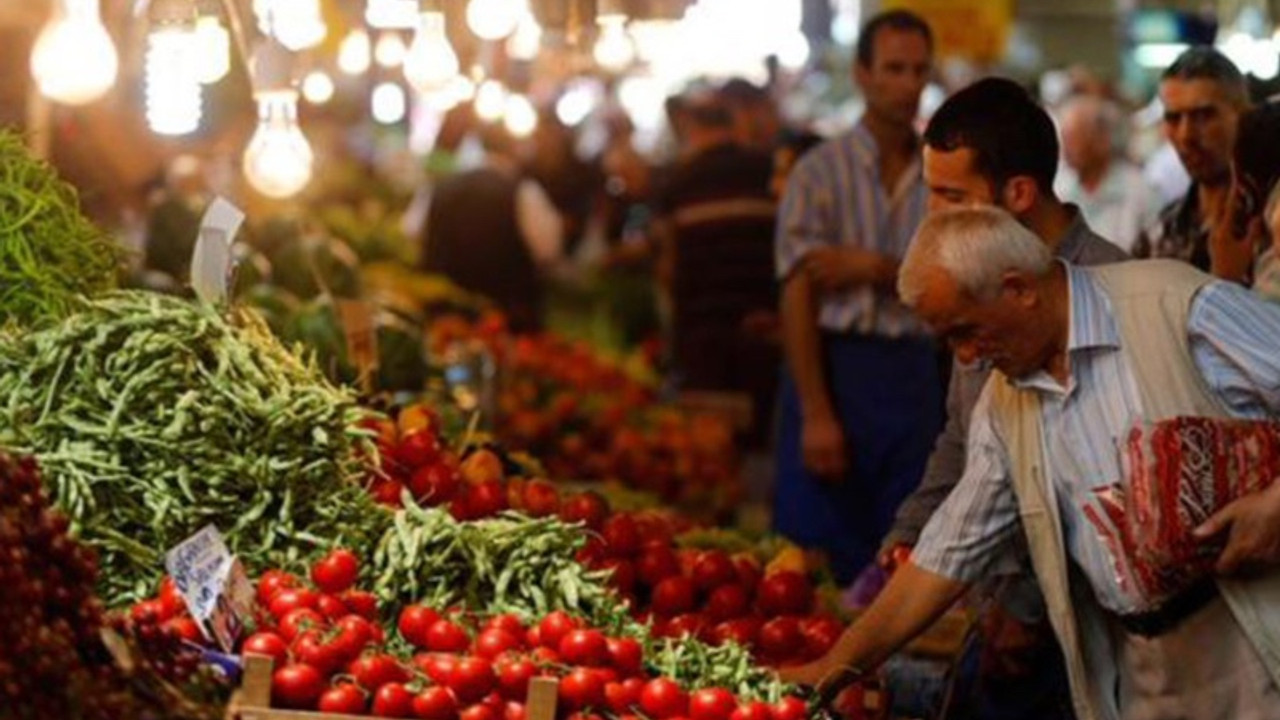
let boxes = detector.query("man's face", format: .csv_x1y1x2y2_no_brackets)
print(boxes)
1159,78,1241,185
1059,105,1107,175
923,146,997,213
913,267,1047,379
855,29,932,128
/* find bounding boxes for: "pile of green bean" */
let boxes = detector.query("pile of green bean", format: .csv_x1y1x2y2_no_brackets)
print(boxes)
0,290,388,605
0,129,124,328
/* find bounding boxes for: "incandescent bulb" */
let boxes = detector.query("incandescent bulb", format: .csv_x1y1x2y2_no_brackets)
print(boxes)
30,0,119,105
243,90,314,198
593,15,634,72
146,15,201,136
338,29,372,75
193,15,230,84
506,10,541,60
404,11,459,94
375,32,408,68
503,93,537,137
474,79,507,121
466,0,523,41
302,70,335,104
254,0,326,50
372,82,407,124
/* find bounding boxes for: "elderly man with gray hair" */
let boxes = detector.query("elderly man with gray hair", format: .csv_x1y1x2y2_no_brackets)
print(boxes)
781,206,1280,720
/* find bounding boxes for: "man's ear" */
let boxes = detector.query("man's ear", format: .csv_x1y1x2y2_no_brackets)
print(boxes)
1000,176,1039,216
1000,270,1038,308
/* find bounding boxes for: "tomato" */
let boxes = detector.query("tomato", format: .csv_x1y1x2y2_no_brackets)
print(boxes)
372,479,408,507
398,404,439,436
396,429,441,469
311,548,360,594
636,546,680,587
270,588,319,619
503,701,526,720
341,590,381,619
399,605,443,648
279,608,327,641
558,629,609,668
468,479,509,519
756,617,802,660
755,572,813,617
711,617,761,648
319,683,369,714
558,491,609,531
130,599,170,625
601,514,641,557
460,705,499,720
688,688,737,720
334,615,377,659
521,480,561,518
475,628,522,660
605,637,643,677
271,663,326,709
350,653,411,691
257,570,299,606
447,656,497,704
729,701,772,720
650,576,696,617
537,611,579,650
495,657,536,700
427,619,472,653
530,646,561,666
410,463,461,505
293,629,345,674
770,697,807,720
315,594,350,622
639,678,688,719
163,616,204,644
664,613,708,641
566,713,605,720
416,652,459,685
241,632,289,666
600,558,637,595
604,678,644,714
799,616,844,659
558,667,606,710
731,557,761,596
460,448,505,485
483,614,526,638
704,584,750,622
158,576,186,618
691,551,736,592
373,682,417,718
413,686,460,720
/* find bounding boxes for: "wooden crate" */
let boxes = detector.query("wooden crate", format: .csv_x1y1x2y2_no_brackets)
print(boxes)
232,654,559,720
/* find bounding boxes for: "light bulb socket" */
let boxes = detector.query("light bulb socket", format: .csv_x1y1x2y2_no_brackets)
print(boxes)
149,0,198,26
252,36,297,92
419,0,444,12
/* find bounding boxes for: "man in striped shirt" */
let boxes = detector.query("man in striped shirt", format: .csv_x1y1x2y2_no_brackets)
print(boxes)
783,207,1280,720
773,9,941,585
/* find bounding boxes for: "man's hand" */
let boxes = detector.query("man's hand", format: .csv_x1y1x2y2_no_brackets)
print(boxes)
803,247,896,294
1208,183,1266,284
1194,482,1280,575
802,413,848,482
877,543,913,575
776,654,844,689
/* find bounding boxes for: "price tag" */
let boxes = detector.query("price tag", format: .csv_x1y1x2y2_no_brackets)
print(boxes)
336,299,379,391
164,525,254,652
191,197,245,304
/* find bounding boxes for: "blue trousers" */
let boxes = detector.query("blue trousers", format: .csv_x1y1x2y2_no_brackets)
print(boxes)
774,333,942,585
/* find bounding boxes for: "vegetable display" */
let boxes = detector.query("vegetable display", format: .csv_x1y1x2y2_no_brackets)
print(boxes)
0,129,123,328
0,290,382,605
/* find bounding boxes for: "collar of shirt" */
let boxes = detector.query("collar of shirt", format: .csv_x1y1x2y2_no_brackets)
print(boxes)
1011,262,1120,397
849,119,922,205
1054,204,1095,263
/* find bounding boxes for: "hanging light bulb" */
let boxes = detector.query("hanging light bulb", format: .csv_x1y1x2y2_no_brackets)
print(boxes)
244,90,314,197
506,10,541,60
404,10,459,93
375,31,409,67
466,0,523,41
145,0,201,136
254,0,327,50
193,14,230,84
503,93,537,137
372,82,408,124
593,15,634,72
338,28,373,75
302,70,335,104
474,79,507,121
30,0,119,105
366,0,419,29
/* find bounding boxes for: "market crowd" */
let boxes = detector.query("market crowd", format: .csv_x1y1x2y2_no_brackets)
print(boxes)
413,9,1280,720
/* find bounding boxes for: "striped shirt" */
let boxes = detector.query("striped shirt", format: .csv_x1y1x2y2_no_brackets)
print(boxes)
913,262,1280,614
774,121,929,337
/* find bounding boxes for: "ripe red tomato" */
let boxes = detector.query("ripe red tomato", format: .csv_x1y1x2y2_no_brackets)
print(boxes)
410,463,461,505
639,678,688,719
559,491,609,531
711,617,761,648
257,570,299,606
494,657,536,700
731,558,761,595
755,572,813,617
600,559,637,595
241,631,289,665
319,683,369,714
427,619,472,653
162,616,203,644
537,611,580,650
468,479,509,519
483,614,526,638
636,546,680,587
521,480,561,518
396,428,441,469
270,588,319,620
704,584,750,622
664,613,708,641
475,628,522,660
770,697,808,720
650,576,696,617
315,594,349,622
372,479,407,507
605,637,643,677
413,686,460,720
447,656,497,704
460,705,499,720
416,652,459,685
756,617,802,659
691,551,736,592
558,667,606,710
604,678,645,714
293,629,345,674
334,615,377,659
271,663,326,709
399,605,443,648
311,549,360,594
341,589,380,619
729,701,772,720
158,576,186,618
129,599,169,625
278,608,327,642
688,688,737,720
558,629,610,667
799,616,845,659
373,682,417,718
601,514,641,556
503,701,526,720
350,653,411,691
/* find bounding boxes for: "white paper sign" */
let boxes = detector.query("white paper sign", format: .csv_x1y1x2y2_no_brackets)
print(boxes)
191,197,245,304
164,525,253,651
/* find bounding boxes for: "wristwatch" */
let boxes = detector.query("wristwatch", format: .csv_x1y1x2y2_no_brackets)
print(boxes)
815,665,868,709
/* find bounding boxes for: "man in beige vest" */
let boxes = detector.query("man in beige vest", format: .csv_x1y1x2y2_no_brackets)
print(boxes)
781,206,1280,720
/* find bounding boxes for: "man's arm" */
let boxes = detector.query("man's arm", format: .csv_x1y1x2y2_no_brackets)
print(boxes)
781,270,845,480
778,562,968,687
803,246,900,294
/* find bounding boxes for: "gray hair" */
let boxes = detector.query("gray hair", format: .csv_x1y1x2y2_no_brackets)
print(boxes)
1060,93,1126,154
898,206,1053,306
